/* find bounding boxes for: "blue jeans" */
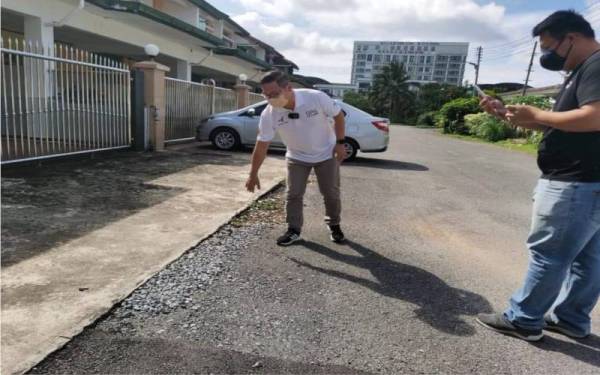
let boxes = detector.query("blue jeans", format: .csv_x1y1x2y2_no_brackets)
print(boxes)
505,179,600,336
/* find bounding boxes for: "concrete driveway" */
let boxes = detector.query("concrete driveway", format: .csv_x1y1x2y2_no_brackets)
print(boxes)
1,143,285,375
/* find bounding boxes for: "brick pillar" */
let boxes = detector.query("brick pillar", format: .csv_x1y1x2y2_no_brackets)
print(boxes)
234,84,250,109
133,61,170,151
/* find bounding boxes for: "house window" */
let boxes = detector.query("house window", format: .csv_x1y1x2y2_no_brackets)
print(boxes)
197,15,207,30
367,54,373,61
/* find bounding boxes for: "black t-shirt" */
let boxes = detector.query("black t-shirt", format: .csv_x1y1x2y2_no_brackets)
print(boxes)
538,49,600,182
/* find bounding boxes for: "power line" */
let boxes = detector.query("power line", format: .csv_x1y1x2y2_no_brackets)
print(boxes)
477,41,534,57
480,45,535,61
478,1,600,55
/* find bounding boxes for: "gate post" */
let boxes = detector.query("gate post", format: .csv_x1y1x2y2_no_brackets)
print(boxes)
234,83,250,109
131,69,148,151
133,60,170,151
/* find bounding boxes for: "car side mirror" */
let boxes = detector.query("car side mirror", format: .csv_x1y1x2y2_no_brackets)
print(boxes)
247,108,256,117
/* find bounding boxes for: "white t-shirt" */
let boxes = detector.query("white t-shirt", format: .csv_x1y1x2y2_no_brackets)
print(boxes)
257,89,341,163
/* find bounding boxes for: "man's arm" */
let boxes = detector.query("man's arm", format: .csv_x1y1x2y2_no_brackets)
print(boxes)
332,112,346,162
532,102,600,132
333,112,345,139
480,96,548,131
246,140,270,192
506,102,600,132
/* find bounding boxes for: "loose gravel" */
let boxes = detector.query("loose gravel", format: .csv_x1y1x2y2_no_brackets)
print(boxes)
95,186,286,335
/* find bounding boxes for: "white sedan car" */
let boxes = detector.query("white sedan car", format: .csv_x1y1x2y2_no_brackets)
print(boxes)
196,100,389,161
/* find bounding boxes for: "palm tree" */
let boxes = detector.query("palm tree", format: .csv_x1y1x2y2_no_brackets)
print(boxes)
369,62,415,123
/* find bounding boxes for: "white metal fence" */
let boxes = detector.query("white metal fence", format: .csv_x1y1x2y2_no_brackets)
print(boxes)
0,38,131,164
249,92,265,105
164,78,238,142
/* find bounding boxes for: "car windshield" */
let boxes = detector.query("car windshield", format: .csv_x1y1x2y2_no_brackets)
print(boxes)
337,101,376,118
240,101,267,112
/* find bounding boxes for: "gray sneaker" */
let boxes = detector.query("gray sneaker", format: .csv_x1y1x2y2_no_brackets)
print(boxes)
476,313,543,342
277,228,301,246
544,316,589,339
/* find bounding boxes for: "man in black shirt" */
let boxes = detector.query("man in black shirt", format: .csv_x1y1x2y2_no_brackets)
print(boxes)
477,10,600,341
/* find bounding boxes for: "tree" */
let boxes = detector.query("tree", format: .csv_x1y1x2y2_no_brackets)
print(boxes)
368,62,415,123
416,83,469,114
342,91,373,113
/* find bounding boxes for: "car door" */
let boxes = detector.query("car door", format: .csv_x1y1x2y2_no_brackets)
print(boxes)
241,103,284,147
241,103,265,144
340,104,359,137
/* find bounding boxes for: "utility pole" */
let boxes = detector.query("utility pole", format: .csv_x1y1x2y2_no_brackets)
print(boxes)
468,46,482,86
522,41,538,96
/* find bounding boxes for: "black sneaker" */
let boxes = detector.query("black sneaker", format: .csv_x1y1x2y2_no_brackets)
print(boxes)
544,315,589,339
277,228,301,246
476,313,543,342
329,225,345,243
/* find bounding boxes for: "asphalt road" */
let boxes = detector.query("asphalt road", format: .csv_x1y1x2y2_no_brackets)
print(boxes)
31,126,600,374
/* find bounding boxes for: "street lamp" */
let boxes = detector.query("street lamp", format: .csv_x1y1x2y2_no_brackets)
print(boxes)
144,44,160,61
238,73,248,85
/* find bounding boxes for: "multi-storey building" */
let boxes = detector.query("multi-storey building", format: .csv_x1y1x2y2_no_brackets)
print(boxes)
351,41,469,90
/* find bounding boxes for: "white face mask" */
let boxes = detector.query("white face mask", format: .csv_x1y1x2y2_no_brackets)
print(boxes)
268,94,288,108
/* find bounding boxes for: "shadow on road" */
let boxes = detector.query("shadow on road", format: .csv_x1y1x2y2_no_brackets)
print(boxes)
531,334,600,368
345,157,429,171
29,333,371,374
289,240,491,336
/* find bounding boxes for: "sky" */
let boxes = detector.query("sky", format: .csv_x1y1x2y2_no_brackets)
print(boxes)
214,0,600,87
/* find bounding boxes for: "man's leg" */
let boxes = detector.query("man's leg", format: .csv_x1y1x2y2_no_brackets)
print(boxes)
505,180,600,331
313,158,341,227
549,187,600,337
286,158,312,233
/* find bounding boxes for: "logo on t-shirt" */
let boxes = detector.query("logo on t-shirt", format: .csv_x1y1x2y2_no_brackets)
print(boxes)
276,115,288,127
305,109,319,118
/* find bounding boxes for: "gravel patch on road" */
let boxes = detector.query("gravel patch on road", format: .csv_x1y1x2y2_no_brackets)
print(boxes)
99,185,286,331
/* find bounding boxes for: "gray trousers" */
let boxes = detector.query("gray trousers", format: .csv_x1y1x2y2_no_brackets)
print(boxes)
286,157,341,232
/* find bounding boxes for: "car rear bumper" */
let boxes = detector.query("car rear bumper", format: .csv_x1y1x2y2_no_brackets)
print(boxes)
358,132,389,153
361,146,388,153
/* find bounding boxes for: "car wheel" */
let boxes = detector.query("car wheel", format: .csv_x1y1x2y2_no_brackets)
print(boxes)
343,138,358,161
210,128,240,151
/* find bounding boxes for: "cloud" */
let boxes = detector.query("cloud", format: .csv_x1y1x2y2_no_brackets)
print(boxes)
232,0,574,86
233,12,352,54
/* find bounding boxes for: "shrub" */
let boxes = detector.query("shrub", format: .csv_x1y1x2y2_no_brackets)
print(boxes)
505,95,551,144
416,111,437,126
505,95,552,110
465,113,515,142
436,97,481,134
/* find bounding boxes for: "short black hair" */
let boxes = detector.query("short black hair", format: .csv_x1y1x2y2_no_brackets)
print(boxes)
260,70,289,86
532,10,595,39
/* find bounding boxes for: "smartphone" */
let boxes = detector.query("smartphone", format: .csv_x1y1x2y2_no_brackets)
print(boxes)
473,84,486,98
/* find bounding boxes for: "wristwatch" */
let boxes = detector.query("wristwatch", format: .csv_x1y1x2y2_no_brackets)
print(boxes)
336,139,345,145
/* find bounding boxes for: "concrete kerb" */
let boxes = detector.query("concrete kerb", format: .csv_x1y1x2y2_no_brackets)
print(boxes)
6,179,285,375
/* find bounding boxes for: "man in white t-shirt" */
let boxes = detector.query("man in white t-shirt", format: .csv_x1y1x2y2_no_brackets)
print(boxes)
245,71,347,246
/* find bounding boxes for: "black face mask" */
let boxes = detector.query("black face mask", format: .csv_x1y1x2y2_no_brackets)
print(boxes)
540,38,573,71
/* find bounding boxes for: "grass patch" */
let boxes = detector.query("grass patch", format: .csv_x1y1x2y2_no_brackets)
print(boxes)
230,188,286,227
444,133,538,156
